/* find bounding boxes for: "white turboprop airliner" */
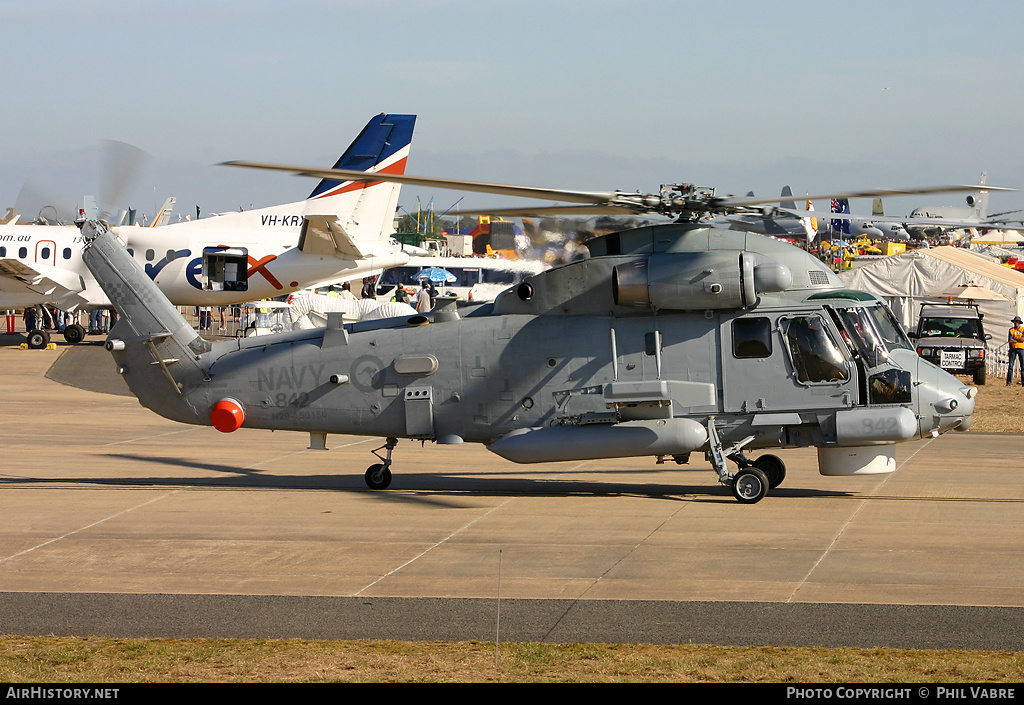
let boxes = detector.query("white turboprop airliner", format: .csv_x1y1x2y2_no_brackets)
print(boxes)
0,113,415,346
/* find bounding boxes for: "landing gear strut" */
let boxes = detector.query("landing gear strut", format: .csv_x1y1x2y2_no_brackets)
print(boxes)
365,436,398,490
705,418,786,504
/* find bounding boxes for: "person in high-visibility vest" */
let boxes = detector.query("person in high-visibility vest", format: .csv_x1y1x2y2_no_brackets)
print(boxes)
1007,316,1024,386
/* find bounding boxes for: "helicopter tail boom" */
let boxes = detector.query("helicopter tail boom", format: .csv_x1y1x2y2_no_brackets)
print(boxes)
81,220,209,424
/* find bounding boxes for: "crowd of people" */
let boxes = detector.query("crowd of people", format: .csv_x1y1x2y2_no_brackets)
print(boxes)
325,275,437,312
18,305,115,335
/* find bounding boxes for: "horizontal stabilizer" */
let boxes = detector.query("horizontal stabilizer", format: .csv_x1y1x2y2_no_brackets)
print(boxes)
299,215,364,258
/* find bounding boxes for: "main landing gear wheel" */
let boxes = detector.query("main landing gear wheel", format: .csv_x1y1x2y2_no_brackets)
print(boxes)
753,454,786,489
63,323,86,345
26,329,49,350
731,467,769,504
364,463,392,490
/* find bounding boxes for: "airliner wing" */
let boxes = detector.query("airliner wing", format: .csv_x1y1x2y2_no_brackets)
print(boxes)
0,259,90,310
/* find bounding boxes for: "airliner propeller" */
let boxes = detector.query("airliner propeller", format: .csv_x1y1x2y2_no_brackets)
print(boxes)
97,140,148,225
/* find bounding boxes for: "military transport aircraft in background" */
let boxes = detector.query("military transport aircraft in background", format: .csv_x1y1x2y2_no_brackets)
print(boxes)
785,173,1024,243
901,173,1024,239
807,198,911,242
0,113,415,347
78,159,984,504
720,186,818,241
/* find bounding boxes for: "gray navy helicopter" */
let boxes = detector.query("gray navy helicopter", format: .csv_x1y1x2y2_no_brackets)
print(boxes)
78,165,989,503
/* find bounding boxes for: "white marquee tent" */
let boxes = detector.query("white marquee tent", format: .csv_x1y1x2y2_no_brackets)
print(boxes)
837,246,1024,332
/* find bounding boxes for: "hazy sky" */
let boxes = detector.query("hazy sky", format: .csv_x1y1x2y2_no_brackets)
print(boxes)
3,0,1024,222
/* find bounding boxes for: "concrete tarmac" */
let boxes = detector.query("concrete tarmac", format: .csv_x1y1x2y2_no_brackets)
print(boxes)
2,337,1024,649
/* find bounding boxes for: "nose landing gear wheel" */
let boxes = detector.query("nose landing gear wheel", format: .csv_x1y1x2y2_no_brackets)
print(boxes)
731,467,769,504
26,329,49,349
365,463,392,490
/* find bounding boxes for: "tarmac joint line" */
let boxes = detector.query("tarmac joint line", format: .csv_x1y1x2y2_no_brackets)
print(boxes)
0,491,181,566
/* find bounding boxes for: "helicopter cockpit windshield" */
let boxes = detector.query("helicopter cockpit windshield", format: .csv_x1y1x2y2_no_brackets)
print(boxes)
833,304,913,368
832,303,914,404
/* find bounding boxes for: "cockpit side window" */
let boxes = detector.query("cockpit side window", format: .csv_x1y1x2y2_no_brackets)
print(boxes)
781,315,850,384
732,317,773,359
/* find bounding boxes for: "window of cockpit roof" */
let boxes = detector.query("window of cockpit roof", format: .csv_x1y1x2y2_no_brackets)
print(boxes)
807,290,877,302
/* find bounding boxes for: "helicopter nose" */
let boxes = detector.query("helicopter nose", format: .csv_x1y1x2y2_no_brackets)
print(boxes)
916,359,976,435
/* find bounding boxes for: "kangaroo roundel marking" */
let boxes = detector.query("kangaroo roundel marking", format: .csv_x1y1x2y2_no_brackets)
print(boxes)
350,355,385,393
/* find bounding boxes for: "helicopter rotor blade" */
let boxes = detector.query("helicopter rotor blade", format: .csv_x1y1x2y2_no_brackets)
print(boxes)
453,204,647,217
716,184,1016,210
221,160,621,205
221,160,1016,220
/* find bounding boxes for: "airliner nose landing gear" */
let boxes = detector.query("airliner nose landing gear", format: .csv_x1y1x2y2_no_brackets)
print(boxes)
365,436,398,490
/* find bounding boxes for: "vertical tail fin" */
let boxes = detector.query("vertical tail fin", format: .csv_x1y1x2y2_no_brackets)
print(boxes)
306,114,416,244
970,171,989,219
308,114,416,198
151,197,177,226
780,186,796,211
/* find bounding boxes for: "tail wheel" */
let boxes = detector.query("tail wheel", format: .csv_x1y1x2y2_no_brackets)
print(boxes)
731,467,769,504
365,463,392,490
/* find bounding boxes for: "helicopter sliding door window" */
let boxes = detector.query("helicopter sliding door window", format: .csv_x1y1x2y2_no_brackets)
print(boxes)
781,315,850,384
732,317,772,359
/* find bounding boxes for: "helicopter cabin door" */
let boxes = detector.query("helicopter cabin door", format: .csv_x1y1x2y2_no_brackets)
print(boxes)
723,312,858,413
